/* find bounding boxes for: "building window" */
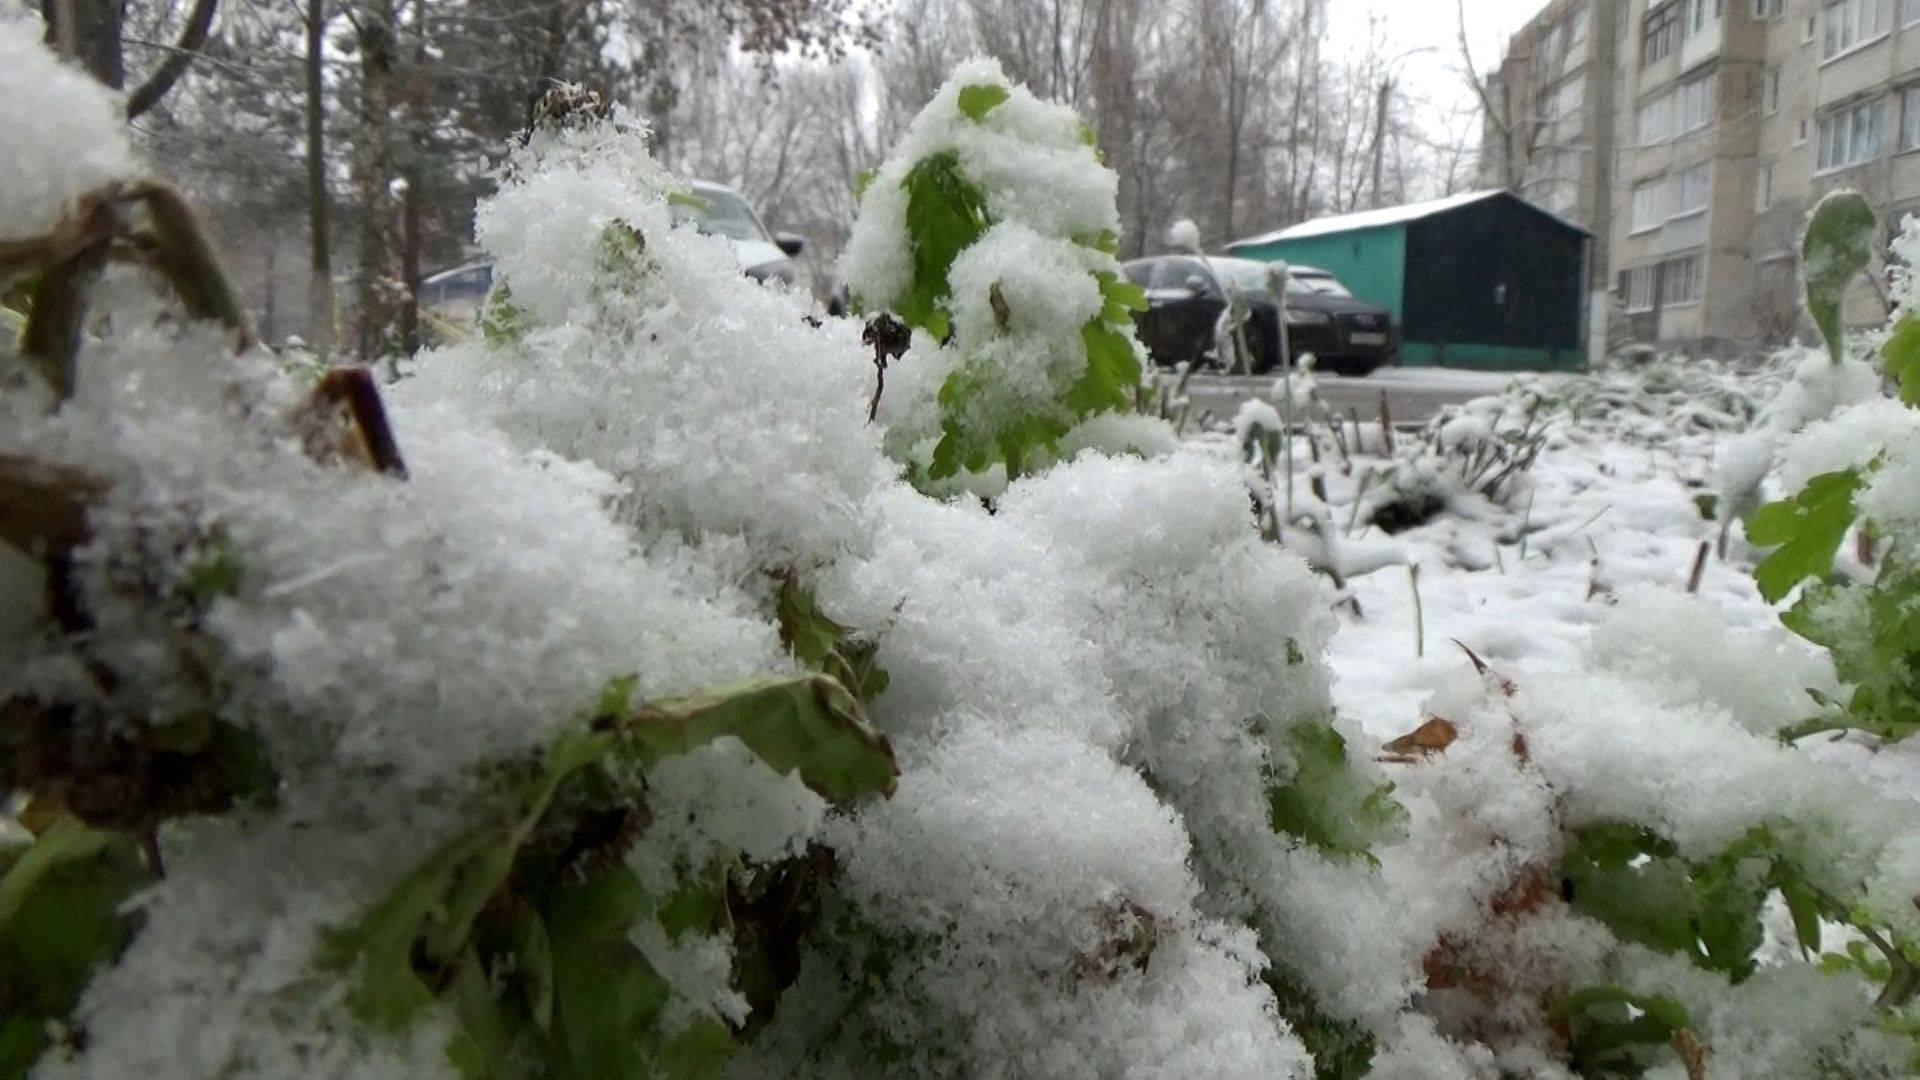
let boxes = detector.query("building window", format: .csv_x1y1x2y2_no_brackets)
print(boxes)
1546,77,1585,120
1670,162,1712,217
1644,2,1683,64
1825,0,1894,59
1678,71,1717,132
1632,180,1666,232
1903,86,1920,150
1799,117,1812,142
1639,92,1675,143
1755,0,1785,16
1908,0,1920,24
1756,162,1775,210
1660,254,1705,306
1687,0,1725,34
1624,266,1657,312
1818,97,1886,170
1765,68,1783,113
1570,6,1590,42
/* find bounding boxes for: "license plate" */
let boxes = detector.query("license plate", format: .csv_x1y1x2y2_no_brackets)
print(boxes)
1349,331,1388,346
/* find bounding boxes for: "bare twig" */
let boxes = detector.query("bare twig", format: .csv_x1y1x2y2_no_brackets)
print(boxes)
1686,540,1710,594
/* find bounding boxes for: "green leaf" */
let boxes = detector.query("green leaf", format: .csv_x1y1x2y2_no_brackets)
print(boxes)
1802,192,1877,365
1074,229,1122,256
1550,985,1694,1075
1747,469,1864,602
775,578,890,705
1783,559,1920,743
480,282,532,347
956,83,1009,122
1065,318,1144,417
895,152,993,336
180,531,243,603
1267,718,1408,862
1562,823,1700,957
852,168,879,204
547,868,673,1077
1882,313,1920,405
0,817,150,1076
628,677,899,803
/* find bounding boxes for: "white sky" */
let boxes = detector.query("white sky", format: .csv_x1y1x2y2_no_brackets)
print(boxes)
1328,0,1550,108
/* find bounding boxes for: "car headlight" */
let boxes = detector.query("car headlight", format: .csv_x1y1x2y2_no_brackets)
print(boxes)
746,261,797,287
1286,309,1331,326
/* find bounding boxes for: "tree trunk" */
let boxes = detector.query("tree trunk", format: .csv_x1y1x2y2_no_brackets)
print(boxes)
352,0,399,360
305,0,334,362
48,0,125,88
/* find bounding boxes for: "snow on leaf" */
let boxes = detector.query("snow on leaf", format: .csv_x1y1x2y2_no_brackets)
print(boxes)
896,151,993,336
1881,312,1920,405
1802,192,1877,365
1267,718,1407,862
1747,468,1864,602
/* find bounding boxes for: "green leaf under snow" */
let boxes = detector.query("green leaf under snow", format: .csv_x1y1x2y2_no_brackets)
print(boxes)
480,282,532,347
331,671,897,1074
956,83,1010,122
1882,313,1920,405
1802,192,1877,365
1267,718,1407,862
896,152,993,336
1562,824,1833,982
1747,469,1864,603
775,578,890,705
0,817,149,1077
1783,559,1920,743
628,677,899,802
1550,984,1695,1076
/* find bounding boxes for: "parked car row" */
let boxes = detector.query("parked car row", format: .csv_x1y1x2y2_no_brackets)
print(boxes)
1122,255,1397,377
422,184,1398,378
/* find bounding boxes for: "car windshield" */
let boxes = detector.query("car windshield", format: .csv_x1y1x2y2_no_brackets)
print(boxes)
671,187,769,243
1207,259,1282,294
1290,272,1353,298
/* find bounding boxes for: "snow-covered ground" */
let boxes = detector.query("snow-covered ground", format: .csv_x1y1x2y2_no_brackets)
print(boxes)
1239,365,1920,796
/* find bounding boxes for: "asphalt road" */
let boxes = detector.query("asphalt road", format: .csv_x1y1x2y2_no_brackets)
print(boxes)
1178,368,1528,427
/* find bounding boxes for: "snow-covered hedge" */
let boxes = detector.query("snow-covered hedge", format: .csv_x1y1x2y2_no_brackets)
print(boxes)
4,35,1920,1079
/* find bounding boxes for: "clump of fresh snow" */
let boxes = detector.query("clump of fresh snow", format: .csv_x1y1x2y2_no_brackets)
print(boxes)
1591,586,1840,735
409,102,892,566
1778,397,1920,490
0,20,136,240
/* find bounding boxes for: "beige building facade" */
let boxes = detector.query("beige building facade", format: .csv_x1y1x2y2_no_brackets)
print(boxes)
1489,0,1920,355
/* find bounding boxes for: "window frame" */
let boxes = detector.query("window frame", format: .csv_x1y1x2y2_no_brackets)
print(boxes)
1824,0,1894,62
1816,96,1887,172
1668,161,1712,219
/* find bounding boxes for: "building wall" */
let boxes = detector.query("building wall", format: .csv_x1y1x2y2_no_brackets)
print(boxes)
1494,0,1920,355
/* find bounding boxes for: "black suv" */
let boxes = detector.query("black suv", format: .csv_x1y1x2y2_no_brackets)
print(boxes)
1121,256,1397,376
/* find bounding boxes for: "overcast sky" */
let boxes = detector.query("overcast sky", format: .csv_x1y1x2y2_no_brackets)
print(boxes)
1328,0,1549,108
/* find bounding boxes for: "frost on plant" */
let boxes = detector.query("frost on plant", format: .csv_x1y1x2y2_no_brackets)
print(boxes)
840,57,1153,491
7,30,1920,1080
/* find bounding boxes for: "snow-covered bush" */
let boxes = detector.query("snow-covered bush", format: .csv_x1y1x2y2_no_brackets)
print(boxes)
1738,193,1920,748
5,35,1919,1078
839,58,1155,494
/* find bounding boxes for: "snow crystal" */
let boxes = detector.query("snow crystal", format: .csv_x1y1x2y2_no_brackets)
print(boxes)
0,20,136,241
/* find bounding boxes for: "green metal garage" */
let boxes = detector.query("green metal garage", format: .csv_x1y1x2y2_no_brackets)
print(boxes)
1226,190,1592,372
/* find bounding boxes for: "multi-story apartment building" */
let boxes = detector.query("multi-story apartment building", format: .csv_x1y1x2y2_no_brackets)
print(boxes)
1488,0,1920,355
